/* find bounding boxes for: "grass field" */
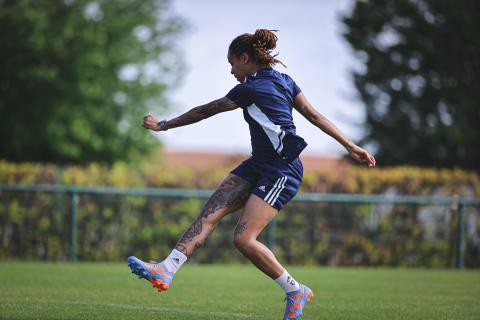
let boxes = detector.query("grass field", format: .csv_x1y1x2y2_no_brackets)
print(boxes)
0,262,479,320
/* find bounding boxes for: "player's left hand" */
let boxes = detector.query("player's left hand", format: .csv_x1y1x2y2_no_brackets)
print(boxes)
347,143,376,167
143,114,160,131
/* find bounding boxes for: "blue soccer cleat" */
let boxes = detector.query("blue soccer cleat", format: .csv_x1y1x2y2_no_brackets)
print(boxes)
127,256,173,292
283,284,314,320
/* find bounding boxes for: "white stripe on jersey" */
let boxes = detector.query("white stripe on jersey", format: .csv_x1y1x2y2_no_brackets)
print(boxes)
246,104,285,154
268,177,287,205
276,130,286,153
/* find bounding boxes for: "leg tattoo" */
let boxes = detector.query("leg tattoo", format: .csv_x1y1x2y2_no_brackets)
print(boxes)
234,221,248,236
176,218,203,252
175,244,188,256
175,175,252,256
200,175,252,219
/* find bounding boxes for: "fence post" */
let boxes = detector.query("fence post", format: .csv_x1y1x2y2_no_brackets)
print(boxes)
267,219,277,251
69,190,79,262
455,202,465,269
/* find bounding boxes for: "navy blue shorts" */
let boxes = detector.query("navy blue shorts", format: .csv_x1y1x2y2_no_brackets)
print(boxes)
231,157,303,210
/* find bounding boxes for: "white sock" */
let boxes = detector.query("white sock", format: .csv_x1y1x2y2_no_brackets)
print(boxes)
161,249,187,273
275,269,301,293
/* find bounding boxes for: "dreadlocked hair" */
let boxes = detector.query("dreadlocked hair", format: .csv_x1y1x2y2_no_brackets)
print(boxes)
228,29,286,68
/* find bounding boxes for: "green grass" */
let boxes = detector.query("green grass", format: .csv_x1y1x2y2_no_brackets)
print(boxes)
0,262,479,320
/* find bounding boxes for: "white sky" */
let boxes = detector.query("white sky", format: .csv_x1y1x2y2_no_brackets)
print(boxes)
160,0,364,156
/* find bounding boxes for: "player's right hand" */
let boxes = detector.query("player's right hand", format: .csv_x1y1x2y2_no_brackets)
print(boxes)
143,114,161,131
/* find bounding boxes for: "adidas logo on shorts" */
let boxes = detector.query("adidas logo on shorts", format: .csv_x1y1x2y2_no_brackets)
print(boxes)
258,185,266,192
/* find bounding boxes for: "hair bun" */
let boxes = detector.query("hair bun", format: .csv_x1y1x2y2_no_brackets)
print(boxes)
253,29,278,50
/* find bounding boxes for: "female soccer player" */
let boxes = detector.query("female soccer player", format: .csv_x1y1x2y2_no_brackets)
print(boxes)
128,29,376,320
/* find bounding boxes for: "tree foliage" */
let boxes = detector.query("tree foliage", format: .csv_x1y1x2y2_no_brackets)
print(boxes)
0,0,184,164
343,0,480,169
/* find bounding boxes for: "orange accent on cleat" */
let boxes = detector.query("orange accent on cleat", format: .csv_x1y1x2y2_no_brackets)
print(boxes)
307,292,314,304
287,290,314,317
128,257,173,294
147,278,169,292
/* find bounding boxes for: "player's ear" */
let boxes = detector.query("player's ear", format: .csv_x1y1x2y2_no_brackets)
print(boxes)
240,52,249,64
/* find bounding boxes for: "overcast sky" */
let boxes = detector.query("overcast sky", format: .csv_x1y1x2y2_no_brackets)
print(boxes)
160,0,363,156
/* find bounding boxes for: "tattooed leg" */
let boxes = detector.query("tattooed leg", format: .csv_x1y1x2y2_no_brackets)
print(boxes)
233,194,284,279
234,221,248,237
174,174,252,257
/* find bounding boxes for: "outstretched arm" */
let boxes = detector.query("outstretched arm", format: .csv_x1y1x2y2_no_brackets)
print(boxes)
293,92,376,167
143,97,239,131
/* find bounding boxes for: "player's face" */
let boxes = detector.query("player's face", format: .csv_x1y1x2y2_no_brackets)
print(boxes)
228,52,249,83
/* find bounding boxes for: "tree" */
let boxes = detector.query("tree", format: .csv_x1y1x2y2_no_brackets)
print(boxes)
342,0,480,169
0,0,184,164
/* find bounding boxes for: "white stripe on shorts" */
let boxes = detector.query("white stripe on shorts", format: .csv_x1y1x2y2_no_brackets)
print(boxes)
268,177,287,206
265,176,287,205
264,177,283,203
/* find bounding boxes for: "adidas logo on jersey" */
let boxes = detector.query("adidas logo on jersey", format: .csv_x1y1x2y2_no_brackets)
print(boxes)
258,185,266,192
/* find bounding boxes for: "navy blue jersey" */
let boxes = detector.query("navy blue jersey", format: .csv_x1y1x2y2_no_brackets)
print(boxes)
226,68,307,162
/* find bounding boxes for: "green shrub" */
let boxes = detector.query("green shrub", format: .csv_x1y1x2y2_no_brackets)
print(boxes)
0,160,479,267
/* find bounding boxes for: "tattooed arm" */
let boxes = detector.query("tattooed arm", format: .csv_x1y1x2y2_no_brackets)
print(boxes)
143,97,239,131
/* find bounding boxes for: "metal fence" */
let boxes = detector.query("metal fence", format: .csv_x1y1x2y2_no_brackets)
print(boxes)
1,183,479,268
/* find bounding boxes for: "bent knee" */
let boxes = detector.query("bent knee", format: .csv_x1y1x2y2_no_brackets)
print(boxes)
233,234,254,251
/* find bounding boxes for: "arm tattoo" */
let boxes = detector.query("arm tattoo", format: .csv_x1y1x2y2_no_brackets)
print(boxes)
234,221,248,236
175,175,252,256
167,97,238,129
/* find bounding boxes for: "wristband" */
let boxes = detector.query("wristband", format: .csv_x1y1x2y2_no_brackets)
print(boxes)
157,120,168,131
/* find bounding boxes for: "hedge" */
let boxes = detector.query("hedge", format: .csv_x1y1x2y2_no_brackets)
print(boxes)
0,160,479,267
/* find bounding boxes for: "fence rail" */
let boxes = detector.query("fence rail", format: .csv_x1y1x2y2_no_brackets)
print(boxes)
1,183,480,268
